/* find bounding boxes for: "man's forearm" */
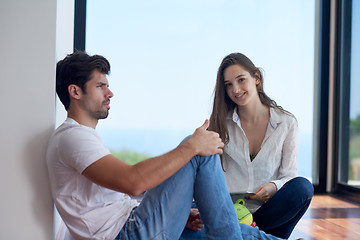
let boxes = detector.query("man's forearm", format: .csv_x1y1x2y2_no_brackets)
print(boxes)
130,140,197,195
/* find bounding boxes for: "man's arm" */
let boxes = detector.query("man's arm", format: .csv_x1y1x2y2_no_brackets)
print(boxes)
82,120,224,196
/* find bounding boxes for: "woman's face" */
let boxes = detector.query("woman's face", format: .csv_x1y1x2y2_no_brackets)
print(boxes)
223,64,260,107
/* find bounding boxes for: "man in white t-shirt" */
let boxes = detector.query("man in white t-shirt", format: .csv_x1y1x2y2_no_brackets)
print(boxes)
47,51,284,240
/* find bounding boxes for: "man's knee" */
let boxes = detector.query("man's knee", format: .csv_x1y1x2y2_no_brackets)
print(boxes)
179,135,192,145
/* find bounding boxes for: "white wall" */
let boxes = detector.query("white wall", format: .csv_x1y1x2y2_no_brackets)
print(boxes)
0,0,73,239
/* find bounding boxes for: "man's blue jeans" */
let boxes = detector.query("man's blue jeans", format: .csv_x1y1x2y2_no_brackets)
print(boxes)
116,154,283,240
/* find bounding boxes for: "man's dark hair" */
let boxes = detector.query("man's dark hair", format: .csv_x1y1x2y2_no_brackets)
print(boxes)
56,51,110,110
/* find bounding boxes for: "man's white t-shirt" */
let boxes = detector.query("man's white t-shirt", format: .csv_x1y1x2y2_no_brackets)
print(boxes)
47,118,139,240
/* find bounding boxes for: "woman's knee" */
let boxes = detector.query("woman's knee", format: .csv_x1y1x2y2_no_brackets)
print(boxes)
290,177,314,199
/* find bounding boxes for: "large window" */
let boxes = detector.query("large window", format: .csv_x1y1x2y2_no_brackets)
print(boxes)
84,0,316,180
348,0,360,185
337,0,360,189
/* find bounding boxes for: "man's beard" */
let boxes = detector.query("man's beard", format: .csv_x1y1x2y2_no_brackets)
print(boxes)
93,99,110,119
93,109,109,120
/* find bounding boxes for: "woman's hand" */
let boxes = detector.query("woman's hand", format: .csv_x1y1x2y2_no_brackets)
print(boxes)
185,208,204,232
247,182,277,202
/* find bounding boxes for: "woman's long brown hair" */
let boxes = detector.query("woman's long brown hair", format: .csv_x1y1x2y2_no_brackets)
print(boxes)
209,53,291,145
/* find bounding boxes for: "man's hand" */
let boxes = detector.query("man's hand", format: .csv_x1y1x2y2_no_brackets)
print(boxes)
187,120,224,156
247,182,277,202
185,208,204,232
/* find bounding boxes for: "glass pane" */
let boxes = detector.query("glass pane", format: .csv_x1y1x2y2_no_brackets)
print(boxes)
348,0,360,186
85,0,315,179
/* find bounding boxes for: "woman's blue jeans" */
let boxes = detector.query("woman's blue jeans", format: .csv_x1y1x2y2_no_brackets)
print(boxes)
180,176,313,239
253,177,314,238
116,154,283,240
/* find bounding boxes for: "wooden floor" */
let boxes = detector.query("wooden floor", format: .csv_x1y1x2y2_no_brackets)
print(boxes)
288,194,360,240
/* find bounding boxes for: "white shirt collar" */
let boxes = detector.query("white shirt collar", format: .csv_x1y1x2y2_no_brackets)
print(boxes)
229,107,283,129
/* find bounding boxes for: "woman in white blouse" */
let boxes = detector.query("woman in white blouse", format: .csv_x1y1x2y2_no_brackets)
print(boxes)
208,53,313,239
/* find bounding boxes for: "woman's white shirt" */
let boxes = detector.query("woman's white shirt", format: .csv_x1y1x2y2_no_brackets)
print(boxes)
223,107,298,194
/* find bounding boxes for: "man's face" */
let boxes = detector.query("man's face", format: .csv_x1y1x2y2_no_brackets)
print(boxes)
81,69,114,120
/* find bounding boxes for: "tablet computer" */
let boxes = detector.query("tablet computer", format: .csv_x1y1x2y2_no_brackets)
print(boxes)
230,193,263,213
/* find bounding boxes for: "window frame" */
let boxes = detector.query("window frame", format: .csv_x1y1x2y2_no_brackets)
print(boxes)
74,0,86,51
313,0,331,193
